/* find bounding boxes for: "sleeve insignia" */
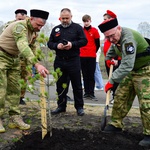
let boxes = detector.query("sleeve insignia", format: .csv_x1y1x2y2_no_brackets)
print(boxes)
15,25,24,34
125,43,135,54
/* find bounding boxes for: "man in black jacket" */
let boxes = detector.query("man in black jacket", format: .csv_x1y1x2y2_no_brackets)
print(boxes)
47,8,87,116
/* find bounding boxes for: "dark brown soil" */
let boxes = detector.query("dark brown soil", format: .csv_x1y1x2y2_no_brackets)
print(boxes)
0,103,147,150
11,128,144,150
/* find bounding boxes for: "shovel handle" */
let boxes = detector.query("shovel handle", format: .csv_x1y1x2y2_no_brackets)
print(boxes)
109,65,113,80
106,65,113,105
106,90,111,105
101,65,114,131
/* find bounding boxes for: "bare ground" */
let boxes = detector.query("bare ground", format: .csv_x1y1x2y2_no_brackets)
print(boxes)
0,102,148,150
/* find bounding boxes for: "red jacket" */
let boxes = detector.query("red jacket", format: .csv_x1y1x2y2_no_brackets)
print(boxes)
103,39,121,60
80,26,100,57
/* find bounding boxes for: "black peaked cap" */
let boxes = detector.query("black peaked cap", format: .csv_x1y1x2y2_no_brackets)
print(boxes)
15,9,27,15
30,9,49,20
98,18,118,33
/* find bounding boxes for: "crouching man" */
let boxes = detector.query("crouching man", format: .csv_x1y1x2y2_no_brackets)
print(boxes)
98,18,150,148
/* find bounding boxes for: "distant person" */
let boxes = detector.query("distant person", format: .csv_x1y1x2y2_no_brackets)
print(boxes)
103,10,121,104
80,14,100,100
0,9,49,133
47,8,87,116
94,48,104,91
3,9,27,30
98,16,150,148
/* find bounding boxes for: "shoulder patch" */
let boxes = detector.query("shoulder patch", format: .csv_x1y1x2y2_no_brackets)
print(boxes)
125,43,135,54
15,25,24,34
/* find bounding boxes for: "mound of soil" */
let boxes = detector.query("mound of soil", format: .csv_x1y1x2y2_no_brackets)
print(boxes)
11,128,144,150
0,103,146,150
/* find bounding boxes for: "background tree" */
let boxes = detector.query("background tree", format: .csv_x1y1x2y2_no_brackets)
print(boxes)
0,21,4,34
137,21,150,39
40,22,55,37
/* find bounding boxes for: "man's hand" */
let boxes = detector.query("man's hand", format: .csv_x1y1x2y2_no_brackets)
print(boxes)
34,63,49,78
106,59,115,68
105,81,114,93
57,43,64,50
112,59,118,66
57,42,72,50
63,41,72,50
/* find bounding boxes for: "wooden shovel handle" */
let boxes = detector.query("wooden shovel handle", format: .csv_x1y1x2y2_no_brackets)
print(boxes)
106,65,113,105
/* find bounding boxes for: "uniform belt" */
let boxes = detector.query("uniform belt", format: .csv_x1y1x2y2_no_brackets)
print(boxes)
57,55,77,60
136,46,150,58
0,47,18,58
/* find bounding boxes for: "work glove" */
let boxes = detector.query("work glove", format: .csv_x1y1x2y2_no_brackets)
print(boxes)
105,81,114,93
106,59,115,68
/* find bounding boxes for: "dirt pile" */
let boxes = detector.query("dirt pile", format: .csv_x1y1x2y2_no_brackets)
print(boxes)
0,103,146,150
11,128,144,150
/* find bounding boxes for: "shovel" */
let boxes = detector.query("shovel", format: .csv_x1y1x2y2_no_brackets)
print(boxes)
101,64,113,131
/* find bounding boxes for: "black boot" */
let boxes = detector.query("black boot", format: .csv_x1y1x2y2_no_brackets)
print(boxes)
83,93,89,98
77,108,84,116
103,124,122,133
19,97,26,105
89,94,98,101
51,107,66,115
139,135,150,147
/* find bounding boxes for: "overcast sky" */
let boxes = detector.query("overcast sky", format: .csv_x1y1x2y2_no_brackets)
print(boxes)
0,0,150,38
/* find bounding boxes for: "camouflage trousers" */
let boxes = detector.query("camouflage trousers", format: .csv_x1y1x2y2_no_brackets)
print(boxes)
0,51,21,117
20,59,31,98
110,65,150,135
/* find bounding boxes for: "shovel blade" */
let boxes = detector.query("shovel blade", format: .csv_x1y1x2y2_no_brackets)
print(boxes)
100,105,108,131
101,115,107,131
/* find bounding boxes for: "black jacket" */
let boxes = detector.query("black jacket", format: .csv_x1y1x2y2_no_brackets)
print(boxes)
47,22,87,58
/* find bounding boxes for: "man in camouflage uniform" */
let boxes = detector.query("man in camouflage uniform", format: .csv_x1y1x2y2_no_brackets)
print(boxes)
3,9,27,30
0,9,49,133
3,9,31,105
98,18,150,147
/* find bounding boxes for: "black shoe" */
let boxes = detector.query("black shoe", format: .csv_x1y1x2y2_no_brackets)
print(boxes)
139,135,150,147
89,95,98,101
103,124,122,133
66,95,73,101
77,108,84,116
51,107,66,115
83,94,89,98
19,98,26,105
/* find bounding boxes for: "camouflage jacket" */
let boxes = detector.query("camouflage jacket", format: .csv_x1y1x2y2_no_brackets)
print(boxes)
0,18,39,65
106,27,150,84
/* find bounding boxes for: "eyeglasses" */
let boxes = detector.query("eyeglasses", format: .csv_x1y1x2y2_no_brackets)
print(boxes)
105,28,117,40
